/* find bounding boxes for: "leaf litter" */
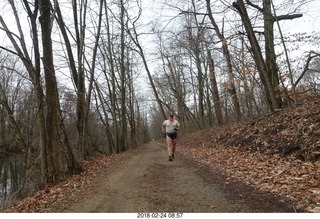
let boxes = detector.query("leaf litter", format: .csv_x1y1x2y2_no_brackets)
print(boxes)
178,94,320,212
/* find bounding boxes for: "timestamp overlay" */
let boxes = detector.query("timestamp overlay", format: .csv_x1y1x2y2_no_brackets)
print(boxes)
132,213,318,219
13,213,319,219
5,212,320,219
137,213,183,219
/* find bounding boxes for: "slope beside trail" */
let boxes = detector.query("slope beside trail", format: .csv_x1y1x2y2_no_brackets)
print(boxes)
6,141,296,213
176,94,320,213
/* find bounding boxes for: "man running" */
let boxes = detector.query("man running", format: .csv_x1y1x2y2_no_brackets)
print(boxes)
162,113,181,161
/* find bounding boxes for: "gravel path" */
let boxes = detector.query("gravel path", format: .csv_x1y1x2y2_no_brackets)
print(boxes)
54,141,294,213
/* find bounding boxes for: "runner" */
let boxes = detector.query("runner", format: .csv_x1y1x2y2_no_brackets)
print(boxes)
161,113,181,161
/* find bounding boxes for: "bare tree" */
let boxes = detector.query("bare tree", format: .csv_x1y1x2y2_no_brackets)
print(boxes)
206,0,242,121
38,0,65,181
233,0,279,111
233,0,303,111
0,0,49,181
126,5,167,120
54,0,108,158
0,0,81,183
54,0,87,158
0,74,28,153
207,50,223,125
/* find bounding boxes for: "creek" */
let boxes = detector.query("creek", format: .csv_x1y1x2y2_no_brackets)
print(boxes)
0,154,27,210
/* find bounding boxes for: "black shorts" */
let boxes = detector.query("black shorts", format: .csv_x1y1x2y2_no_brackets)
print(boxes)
167,133,177,139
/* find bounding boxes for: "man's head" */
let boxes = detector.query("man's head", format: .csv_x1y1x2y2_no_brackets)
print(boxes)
169,112,174,120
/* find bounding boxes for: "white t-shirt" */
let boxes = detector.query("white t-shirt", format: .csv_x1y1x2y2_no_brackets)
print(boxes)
162,119,180,134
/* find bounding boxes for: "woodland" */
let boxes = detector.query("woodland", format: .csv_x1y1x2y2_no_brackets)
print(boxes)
0,0,319,211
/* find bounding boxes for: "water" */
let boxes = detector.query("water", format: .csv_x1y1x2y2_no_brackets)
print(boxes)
0,154,27,209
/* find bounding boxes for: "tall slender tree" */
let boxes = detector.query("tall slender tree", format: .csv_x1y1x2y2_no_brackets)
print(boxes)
119,0,127,152
207,50,223,126
38,0,61,182
206,0,242,121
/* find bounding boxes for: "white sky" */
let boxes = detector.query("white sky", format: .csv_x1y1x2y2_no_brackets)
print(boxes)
279,0,320,34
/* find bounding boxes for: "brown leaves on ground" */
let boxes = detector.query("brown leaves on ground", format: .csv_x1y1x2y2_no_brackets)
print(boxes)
178,94,320,212
214,95,320,162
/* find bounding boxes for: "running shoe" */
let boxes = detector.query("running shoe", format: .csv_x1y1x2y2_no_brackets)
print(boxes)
169,156,173,161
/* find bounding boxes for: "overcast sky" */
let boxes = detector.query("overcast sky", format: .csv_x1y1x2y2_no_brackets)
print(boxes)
279,0,320,34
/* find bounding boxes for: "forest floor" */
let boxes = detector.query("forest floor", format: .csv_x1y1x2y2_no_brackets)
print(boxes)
1,94,320,213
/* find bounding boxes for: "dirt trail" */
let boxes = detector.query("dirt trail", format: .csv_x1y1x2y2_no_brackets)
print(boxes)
48,141,295,213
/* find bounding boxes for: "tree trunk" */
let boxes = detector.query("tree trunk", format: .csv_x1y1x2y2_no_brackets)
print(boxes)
53,0,82,162
85,0,104,153
39,0,61,182
55,0,87,159
194,44,206,127
263,0,282,108
74,0,87,159
119,0,127,152
207,50,223,126
235,0,280,112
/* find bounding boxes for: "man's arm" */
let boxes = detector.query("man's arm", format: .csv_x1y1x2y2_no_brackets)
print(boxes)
175,121,181,130
161,122,166,133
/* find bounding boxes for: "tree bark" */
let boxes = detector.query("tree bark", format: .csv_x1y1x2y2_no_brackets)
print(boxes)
39,0,61,182
119,0,127,152
207,50,223,126
263,0,282,108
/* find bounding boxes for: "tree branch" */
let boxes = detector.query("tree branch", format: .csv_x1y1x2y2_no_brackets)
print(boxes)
0,46,19,56
245,0,263,12
275,14,303,21
295,51,320,87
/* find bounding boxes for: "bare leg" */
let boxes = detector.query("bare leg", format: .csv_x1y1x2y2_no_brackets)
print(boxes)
172,138,177,155
166,136,173,156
